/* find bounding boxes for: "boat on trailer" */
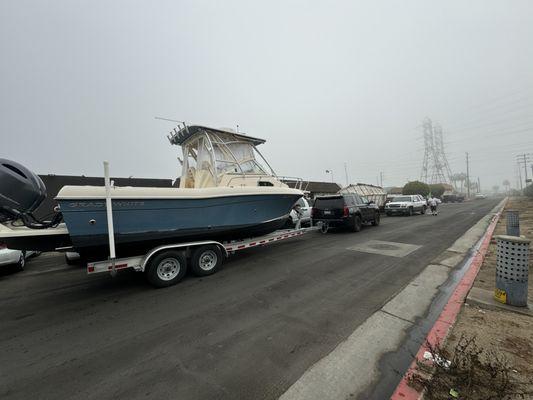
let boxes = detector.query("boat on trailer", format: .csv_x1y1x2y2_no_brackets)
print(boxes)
0,124,303,259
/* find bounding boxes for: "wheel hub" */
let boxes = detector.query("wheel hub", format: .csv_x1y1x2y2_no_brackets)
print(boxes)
199,250,217,271
157,258,180,281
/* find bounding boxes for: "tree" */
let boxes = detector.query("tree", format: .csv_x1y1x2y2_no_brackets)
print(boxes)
451,173,467,192
403,181,430,197
429,183,446,198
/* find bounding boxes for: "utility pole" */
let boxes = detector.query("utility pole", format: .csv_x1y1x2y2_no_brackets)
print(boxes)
344,163,349,187
516,153,531,187
379,172,383,187
477,177,481,193
466,152,470,198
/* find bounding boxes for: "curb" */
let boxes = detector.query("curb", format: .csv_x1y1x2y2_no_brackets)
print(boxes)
390,199,507,400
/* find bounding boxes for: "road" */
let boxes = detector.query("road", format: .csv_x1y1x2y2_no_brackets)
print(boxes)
0,199,499,400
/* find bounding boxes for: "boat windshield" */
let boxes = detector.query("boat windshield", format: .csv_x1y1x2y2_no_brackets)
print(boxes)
180,129,274,188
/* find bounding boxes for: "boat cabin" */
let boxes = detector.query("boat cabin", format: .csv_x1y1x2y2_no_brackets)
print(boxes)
168,125,286,189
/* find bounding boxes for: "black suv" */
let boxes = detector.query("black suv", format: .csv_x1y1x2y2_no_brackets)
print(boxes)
312,194,380,231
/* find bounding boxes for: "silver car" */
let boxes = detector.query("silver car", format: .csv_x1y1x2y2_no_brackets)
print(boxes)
0,244,38,272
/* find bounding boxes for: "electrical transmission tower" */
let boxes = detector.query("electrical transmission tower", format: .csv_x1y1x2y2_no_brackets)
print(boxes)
420,118,453,185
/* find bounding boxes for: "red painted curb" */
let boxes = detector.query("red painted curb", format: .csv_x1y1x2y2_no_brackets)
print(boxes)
390,203,506,400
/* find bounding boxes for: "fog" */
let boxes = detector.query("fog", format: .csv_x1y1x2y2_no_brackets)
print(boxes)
1,0,532,190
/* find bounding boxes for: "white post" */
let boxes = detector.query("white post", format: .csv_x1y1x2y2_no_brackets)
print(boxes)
104,161,116,260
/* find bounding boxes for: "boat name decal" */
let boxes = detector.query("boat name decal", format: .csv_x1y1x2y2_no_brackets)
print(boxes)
68,201,145,208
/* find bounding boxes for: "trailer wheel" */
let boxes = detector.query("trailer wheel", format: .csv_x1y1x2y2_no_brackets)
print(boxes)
190,245,224,276
146,250,187,288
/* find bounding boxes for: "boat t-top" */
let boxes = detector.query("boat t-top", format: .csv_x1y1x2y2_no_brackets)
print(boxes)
170,123,285,189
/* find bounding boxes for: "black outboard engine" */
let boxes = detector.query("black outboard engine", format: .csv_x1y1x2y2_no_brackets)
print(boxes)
0,159,60,228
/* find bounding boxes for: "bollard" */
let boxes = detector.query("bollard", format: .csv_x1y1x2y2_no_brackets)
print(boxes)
506,210,520,237
494,235,530,307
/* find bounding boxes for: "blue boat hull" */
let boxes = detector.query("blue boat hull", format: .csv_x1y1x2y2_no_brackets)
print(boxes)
58,193,300,257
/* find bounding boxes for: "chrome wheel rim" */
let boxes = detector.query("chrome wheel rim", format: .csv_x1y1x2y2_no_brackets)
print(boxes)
156,258,180,281
199,250,217,271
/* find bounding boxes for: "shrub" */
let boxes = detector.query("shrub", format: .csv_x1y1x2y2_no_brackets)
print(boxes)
429,184,446,198
403,181,430,197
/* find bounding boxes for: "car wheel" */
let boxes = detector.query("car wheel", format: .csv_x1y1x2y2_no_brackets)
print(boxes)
372,212,380,226
145,250,187,288
351,215,362,232
190,245,224,277
422,206,427,214
408,207,413,216
14,252,26,272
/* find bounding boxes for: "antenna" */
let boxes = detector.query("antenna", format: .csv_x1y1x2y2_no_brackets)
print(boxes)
154,116,183,123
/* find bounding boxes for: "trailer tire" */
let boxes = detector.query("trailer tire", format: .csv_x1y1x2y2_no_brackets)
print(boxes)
146,250,187,288
190,245,224,277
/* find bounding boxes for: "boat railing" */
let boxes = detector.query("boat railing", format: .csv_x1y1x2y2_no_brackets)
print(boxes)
278,176,306,190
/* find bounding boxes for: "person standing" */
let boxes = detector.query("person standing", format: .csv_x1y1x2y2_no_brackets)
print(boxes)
429,196,438,216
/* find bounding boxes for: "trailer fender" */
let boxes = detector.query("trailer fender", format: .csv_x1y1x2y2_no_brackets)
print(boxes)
141,240,227,271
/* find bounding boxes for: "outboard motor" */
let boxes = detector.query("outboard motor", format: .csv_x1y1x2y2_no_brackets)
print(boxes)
0,159,60,228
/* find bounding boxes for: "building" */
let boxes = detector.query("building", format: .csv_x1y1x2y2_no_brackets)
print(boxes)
282,180,342,199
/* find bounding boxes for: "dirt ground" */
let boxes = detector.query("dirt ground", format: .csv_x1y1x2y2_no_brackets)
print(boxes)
475,196,533,299
444,197,533,398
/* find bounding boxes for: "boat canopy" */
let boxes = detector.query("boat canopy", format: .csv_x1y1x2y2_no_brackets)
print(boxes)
168,125,279,188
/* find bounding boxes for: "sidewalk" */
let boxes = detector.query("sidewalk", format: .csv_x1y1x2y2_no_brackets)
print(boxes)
416,197,533,399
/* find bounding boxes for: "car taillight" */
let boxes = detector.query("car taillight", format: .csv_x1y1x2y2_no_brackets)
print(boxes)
343,206,349,217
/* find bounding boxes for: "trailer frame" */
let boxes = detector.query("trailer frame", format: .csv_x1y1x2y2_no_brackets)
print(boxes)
87,225,318,287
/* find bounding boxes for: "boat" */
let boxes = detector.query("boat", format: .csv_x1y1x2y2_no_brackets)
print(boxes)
0,125,302,257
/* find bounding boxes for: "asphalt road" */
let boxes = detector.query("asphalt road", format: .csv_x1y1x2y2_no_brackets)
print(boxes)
0,199,500,400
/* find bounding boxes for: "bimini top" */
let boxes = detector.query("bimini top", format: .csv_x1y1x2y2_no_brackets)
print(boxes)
168,125,266,146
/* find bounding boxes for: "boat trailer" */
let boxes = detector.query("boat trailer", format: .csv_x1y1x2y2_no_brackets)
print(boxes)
85,162,318,287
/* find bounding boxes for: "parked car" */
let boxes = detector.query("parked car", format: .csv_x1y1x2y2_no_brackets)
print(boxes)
385,195,427,216
442,193,465,203
0,244,39,272
475,193,486,200
311,193,380,232
287,197,312,227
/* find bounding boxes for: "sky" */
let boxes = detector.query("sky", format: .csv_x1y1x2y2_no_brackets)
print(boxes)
1,0,532,191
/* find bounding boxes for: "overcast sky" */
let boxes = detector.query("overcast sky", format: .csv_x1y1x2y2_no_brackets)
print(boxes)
1,0,532,190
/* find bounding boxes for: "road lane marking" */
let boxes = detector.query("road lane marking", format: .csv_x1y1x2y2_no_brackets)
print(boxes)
347,240,422,258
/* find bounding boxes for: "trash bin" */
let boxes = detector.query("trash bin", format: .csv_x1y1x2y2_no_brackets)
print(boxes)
506,210,520,237
494,235,530,307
